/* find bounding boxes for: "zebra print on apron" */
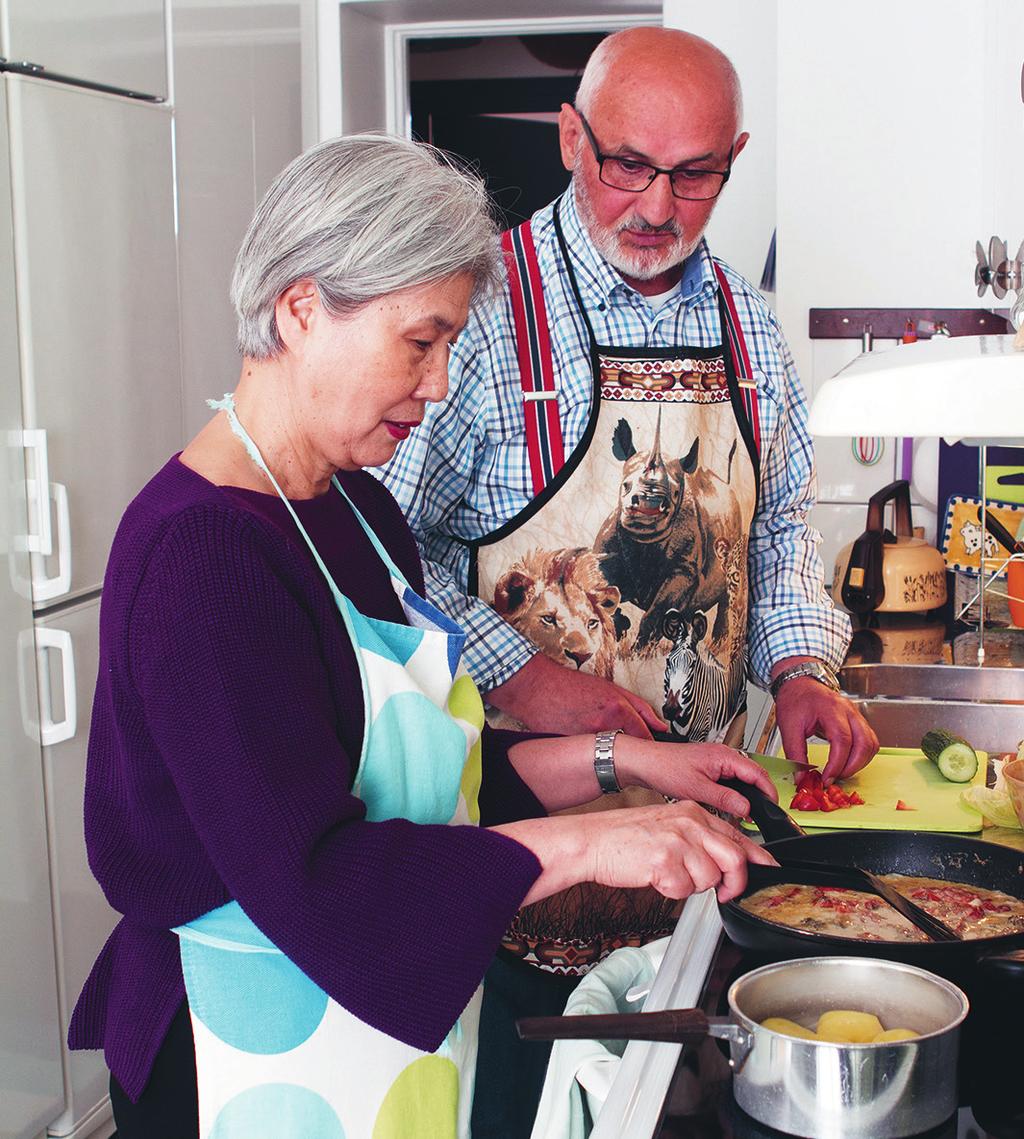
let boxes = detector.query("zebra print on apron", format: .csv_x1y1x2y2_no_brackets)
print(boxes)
472,204,760,974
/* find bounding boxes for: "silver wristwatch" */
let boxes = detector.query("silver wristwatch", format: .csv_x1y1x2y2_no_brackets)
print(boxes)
769,660,840,700
594,729,623,794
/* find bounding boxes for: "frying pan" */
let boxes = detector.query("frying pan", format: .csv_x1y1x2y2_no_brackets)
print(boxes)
719,778,1024,975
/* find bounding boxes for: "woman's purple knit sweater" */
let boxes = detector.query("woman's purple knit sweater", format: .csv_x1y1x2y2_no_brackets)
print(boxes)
68,457,543,1101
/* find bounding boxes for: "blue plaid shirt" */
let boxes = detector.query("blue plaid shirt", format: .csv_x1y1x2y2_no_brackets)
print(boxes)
378,189,850,692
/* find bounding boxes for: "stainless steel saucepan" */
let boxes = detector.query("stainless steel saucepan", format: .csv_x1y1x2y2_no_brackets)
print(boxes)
517,956,968,1139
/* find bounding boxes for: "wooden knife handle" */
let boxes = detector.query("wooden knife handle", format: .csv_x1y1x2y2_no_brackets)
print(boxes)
516,1008,710,1044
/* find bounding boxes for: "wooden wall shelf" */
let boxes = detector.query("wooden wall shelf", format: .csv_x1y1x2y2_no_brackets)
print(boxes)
808,308,1014,340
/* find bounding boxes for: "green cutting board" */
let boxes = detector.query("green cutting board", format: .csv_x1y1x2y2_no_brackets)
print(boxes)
743,744,987,833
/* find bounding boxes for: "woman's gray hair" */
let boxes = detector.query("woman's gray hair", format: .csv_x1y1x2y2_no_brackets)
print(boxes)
231,134,502,359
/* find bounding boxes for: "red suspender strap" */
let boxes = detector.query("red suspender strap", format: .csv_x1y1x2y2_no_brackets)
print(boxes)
714,262,761,459
502,223,565,496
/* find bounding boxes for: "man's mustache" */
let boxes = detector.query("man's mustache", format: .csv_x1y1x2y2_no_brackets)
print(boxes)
617,217,682,237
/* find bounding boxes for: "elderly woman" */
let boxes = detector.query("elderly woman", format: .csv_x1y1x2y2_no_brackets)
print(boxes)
68,135,775,1139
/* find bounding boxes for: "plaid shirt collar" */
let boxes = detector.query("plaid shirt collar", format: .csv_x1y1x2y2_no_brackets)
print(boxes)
552,186,719,313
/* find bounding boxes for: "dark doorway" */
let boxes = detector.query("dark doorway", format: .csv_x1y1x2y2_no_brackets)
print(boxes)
409,33,609,228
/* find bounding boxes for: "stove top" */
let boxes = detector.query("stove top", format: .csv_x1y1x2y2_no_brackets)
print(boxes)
651,939,1024,1139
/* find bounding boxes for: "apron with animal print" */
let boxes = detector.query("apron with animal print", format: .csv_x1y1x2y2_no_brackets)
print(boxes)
472,204,760,975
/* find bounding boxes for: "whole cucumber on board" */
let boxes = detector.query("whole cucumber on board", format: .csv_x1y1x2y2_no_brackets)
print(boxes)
920,729,979,783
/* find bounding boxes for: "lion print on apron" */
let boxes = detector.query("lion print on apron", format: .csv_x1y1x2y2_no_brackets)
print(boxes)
471,206,761,974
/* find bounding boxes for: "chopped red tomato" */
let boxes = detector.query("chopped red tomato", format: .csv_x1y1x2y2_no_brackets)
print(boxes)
895,799,915,811
789,768,865,813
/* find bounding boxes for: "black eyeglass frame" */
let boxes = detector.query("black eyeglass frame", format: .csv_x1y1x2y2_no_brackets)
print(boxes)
575,110,733,202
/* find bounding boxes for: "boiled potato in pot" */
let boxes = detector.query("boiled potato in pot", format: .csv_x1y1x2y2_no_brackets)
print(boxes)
761,1009,918,1043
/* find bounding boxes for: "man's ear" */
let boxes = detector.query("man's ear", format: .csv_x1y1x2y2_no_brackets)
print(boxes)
558,103,582,173
275,279,319,348
731,131,750,163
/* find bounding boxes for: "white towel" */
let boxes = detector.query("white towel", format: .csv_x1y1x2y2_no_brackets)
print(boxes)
528,938,669,1139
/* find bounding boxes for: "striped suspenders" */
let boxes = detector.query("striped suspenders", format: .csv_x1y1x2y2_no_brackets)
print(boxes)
502,221,761,497
501,223,565,497
714,261,761,453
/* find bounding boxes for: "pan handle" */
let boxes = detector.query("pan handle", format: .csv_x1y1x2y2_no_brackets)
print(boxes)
719,777,806,842
516,1008,712,1045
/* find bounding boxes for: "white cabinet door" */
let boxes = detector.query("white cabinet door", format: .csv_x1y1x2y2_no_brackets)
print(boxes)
0,82,65,1139
776,0,991,385
35,599,118,1139
8,76,183,605
1,0,167,100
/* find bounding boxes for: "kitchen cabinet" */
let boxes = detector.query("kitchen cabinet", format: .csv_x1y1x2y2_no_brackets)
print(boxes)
2,40,181,1139
9,76,183,606
0,81,65,1139
1,0,167,100
34,600,117,1139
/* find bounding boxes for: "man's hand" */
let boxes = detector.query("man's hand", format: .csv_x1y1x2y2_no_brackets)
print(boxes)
486,652,667,738
774,676,879,783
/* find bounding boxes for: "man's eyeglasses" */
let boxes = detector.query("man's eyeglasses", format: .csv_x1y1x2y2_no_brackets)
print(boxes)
576,110,732,202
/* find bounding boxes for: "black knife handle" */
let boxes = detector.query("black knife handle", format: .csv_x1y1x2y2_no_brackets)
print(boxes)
718,777,806,841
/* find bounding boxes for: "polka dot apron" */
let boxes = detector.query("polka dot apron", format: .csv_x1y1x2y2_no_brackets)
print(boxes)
173,394,485,1139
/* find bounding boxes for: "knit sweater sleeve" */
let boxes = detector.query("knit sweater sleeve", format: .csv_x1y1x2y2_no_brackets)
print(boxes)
127,501,540,1052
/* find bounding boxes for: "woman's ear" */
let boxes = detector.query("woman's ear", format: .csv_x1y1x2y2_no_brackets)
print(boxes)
274,279,319,347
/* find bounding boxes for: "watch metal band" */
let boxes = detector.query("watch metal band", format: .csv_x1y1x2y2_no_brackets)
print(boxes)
593,729,623,795
769,660,840,700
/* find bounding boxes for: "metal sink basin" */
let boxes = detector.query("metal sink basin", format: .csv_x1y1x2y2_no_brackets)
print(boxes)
839,664,1024,755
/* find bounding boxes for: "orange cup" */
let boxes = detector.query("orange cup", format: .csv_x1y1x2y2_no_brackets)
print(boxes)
1004,759,1024,829
1008,559,1024,628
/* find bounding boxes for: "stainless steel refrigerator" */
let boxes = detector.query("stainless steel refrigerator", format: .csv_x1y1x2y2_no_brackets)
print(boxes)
1,5,183,1136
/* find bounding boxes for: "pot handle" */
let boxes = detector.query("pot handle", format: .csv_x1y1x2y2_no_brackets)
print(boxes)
719,777,806,842
516,1008,712,1045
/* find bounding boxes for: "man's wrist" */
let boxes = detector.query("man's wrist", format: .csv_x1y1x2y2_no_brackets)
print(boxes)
769,658,840,701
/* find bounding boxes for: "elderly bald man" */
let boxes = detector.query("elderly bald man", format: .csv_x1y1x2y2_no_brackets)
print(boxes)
380,27,877,1136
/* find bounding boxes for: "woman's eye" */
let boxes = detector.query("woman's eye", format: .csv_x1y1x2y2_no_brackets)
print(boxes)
413,339,432,351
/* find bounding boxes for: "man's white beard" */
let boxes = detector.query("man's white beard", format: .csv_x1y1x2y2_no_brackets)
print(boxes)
574,166,701,281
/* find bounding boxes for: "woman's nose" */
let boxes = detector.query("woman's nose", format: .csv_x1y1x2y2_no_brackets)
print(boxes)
418,353,450,402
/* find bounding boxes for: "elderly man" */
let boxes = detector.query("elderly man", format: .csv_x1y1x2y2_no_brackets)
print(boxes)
380,26,877,1135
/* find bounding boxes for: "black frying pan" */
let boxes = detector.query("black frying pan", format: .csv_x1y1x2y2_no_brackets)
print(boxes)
719,778,1024,975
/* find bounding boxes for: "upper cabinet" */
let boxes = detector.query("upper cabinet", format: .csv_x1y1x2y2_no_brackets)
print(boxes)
988,3,1024,245
1,0,167,99
7,77,183,604
772,0,1015,383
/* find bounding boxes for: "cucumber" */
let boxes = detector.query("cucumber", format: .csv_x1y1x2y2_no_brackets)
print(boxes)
920,729,979,783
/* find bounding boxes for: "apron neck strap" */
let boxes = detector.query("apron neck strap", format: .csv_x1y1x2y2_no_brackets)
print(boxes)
206,392,410,588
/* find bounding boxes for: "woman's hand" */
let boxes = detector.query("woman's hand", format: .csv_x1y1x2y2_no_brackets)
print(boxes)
583,801,776,903
616,738,779,817
494,801,777,907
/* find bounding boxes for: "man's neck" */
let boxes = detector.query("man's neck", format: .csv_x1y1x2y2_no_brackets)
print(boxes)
619,265,685,296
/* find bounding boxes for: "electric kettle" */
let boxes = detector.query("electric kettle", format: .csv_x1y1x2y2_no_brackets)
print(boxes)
832,480,947,614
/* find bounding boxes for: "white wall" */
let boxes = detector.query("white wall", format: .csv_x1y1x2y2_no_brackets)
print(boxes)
173,0,305,438
663,0,777,293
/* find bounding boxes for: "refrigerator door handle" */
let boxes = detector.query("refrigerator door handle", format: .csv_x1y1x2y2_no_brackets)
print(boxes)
31,482,72,601
17,428,53,555
34,626,77,746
